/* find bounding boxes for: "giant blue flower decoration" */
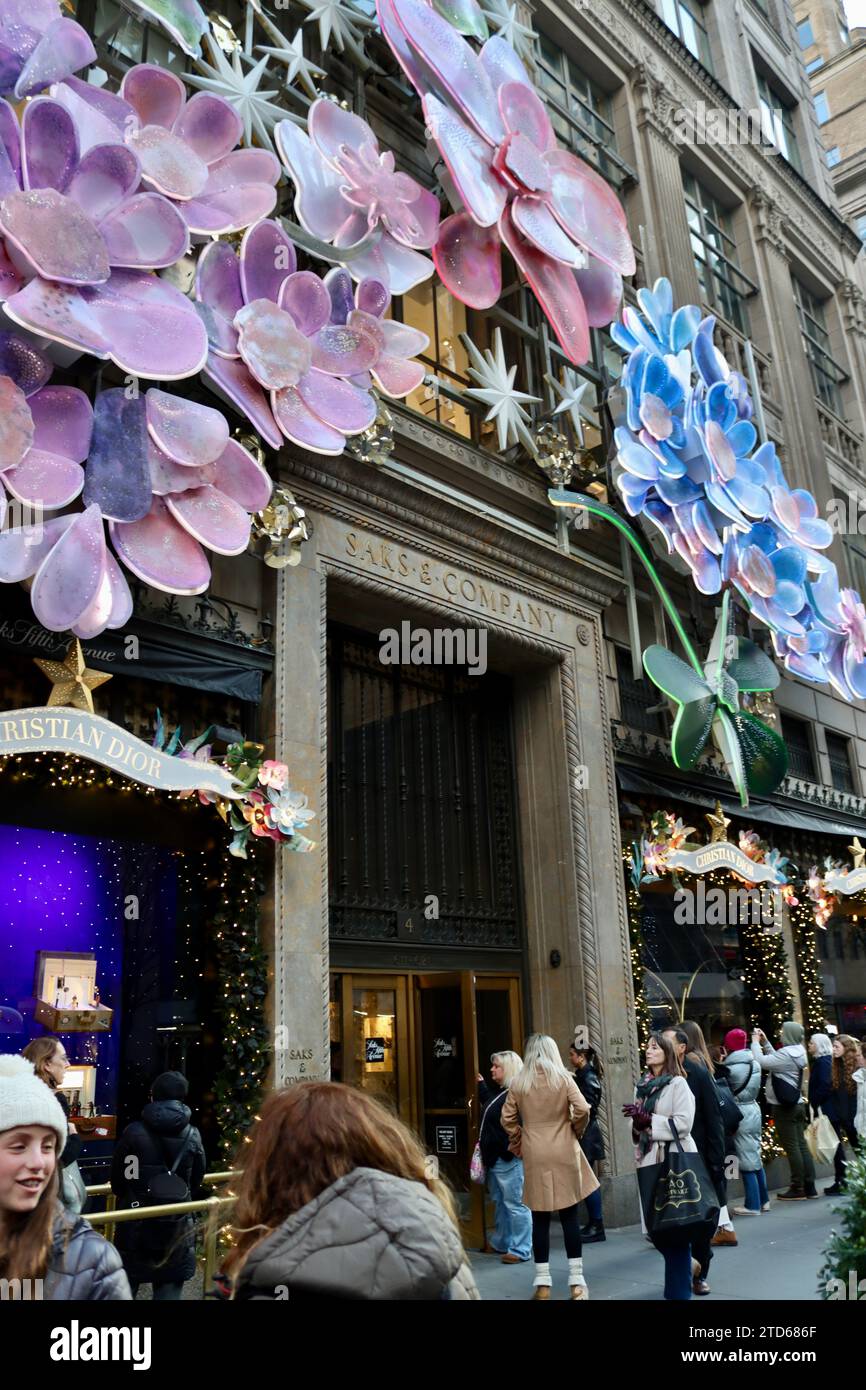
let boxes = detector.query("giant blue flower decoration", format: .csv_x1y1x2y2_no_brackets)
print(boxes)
611,277,862,696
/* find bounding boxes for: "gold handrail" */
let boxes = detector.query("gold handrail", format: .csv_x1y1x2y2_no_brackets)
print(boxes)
84,1170,239,1197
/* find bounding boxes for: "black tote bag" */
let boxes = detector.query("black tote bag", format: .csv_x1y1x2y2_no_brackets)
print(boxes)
637,1118,720,1247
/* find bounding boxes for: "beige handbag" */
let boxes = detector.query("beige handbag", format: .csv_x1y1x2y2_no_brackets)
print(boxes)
805,1110,838,1166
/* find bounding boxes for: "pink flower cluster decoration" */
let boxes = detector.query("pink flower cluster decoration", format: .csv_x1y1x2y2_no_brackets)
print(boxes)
196,218,429,454
276,102,440,293
0,334,272,637
377,0,635,364
0,0,95,100
0,91,206,379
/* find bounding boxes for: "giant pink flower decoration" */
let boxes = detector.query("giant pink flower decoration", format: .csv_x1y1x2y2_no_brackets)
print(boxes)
0,0,96,100
49,65,281,237
0,95,206,379
0,331,92,516
0,375,272,638
377,0,635,364
276,103,440,293
196,219,428,454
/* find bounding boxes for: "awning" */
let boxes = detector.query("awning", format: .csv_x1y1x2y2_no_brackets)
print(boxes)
616,765,866,839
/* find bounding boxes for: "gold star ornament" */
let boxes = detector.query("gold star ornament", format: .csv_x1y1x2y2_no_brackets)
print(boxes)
849,836,865,870
706,800,731,844
34,640,112,714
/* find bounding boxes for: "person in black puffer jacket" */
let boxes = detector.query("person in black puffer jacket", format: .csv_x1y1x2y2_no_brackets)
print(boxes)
477,1050,531,1262
569,1043,606,1243
111,1071,206,1300
0,1055,130,1300
664,1026,726,1295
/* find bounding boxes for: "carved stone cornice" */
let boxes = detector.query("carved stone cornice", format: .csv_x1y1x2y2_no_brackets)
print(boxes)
839,278,866,335
749,183,790,259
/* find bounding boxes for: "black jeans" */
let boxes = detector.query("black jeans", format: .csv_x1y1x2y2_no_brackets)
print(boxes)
531,1203,582,1262
833,1124,861,1185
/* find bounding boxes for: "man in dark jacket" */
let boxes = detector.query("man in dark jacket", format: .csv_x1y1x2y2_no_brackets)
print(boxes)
110,1071,206,1300
664,1028,726,1294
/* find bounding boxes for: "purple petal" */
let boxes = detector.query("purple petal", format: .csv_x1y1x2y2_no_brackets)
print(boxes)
692,499,722,554
574,258,623,328
67,143,141,222
89,270,208,379
166,485,251,556
3,275,109,357
310,322,379,376
275,121,347,242
48,77,130,154
183,178,277,236
70,560,117,639
0,374,33,468
346,233,433,295
372,354,426,397
422,94,503,228
279,270,331,337
148,437,215,496
392,0,504,145
511,196,585,266
378,317,429,358
120,63,186,131
29,383,92,463
110,496,210,595
83,388,151,522
433,211,501,309
2,450,84,508
0,187,109,285
202,148,280,196
324,267,355,324
173,91,241,165
296,369,377,433
271,386,347,455
235,298,312,390
31,502,106,631
82,553,134,636
308,99,378,167
129,123,208,199
498,82,553,151
202,352,282,451
211,438,272,513
14,17,96,101
0,513,74,582
356,279,389,318
21,97,77,192
239,219,296,305
99,192,189,270
478,35,532,90
499,205,590,366
546,148,636,275
195,239,242,355
0,98,22,192
146,388,230,466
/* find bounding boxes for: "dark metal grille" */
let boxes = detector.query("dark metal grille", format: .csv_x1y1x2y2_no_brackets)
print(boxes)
780,714,816,782
826,732,856,794
616,648,666,736
327,627,521,949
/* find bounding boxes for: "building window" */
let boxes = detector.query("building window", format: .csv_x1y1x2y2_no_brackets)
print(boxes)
616,648,666,735
806,56,825,72
826,146,842,167
780,713,816,781
396,281,474,438
797,18,815,47
659,0,714,72
825,732,856,793
756,71,803,171
683,173,755,333
840,22,850,44
856,215,866,244
814,91,831,123
535,36,624,188
792,277,846,415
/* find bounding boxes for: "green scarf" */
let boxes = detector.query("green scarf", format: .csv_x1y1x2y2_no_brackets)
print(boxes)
635,1072,674,1113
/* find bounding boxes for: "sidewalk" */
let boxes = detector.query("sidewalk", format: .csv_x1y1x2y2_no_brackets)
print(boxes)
469,1193,850,1301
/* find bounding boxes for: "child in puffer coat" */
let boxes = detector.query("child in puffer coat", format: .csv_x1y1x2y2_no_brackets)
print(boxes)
723,1029,768,1216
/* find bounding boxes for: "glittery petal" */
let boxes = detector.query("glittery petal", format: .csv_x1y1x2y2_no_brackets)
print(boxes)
0,513,74,582
202,351,282,451
0,375,34,469
296,368,376,434
31,501,106,630
278,270,331,337
128,123,208,200
146,387,230,466
433,210,501,309
239,218,296,305
271,386,346,454
120,62,186,130
235,298,313,390
546,148,636,275
110,495,211,594
210,437,272,513
14,17,96,101
82,388,151,522
195,239,242,356
0,188,109,285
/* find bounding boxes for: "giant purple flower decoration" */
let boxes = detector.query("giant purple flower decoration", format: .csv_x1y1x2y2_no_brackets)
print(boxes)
49,65,281,237
0,0,95,100
276,102,440,293
0,381,272,638
0,94,206,379
376,0,634,364
196,219,428,454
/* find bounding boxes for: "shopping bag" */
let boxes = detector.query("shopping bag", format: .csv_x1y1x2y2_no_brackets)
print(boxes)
805,1111,838,1166
637,1119,720,1246
469,1140,486,1184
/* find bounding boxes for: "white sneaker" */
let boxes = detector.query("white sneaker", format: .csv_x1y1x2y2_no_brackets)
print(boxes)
732,1206,760,1217
761,1202,771,1212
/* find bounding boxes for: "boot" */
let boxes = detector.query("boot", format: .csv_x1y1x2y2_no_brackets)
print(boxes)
777,1185,807,1200
824,1182,845,1195
804,1182,819,1199
580,1222,606,1243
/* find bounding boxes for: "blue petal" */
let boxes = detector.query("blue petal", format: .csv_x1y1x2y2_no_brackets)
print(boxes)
705,479,749,527
796,517,833,549
617,435,659,480
726,477,770,518
775,580,806,615
671,304,701,351
656,474,703,506
694,317,723,385
771,546,807,586
727,420,757,457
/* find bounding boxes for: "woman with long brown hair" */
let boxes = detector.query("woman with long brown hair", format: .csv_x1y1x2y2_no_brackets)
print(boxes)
0,1055,129,1299
219,1081,479,1300
825,1034,862,1195
21,1038,86,1215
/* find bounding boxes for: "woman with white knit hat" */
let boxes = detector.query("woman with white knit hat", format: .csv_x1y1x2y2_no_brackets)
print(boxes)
0,1055,131,1299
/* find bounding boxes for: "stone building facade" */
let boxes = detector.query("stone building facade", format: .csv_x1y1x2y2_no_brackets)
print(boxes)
62,0,866,1225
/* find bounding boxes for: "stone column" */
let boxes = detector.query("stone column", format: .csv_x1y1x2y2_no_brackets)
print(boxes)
271,542,330,1088
630,60,702,304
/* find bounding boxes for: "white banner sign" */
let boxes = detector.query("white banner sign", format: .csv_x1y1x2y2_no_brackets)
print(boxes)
0,707,242,798
665,841,786,884
825,866,866,896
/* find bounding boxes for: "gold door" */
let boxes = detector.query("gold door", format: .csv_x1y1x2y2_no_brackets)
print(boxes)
332,973,412,1124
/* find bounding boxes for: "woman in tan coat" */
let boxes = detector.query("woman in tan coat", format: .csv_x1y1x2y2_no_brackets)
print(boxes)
502,1034,599,1300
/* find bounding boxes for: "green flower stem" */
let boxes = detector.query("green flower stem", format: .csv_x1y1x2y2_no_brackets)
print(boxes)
549,489,705,675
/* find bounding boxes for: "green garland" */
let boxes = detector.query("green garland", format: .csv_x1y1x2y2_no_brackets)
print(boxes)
212,852,271,1163
627,880,653,1050
790,897,827,1037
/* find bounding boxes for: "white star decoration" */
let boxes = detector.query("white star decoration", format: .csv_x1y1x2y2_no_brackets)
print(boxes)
481,0,535,66
187,37,287,149
298,0,375,64
460,329,540,454
257,25,326,100
546,370,597,447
